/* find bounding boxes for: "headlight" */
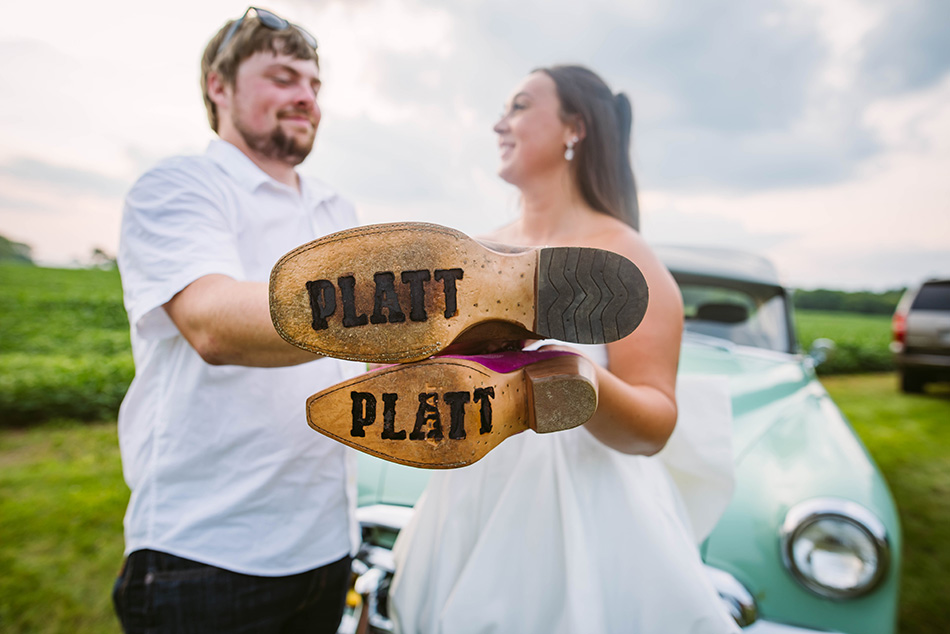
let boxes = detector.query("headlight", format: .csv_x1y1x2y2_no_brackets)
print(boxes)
780,498,890,599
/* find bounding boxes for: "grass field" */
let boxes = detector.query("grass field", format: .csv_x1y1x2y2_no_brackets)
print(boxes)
0,265,939,632
0,420,126,633
821,374,950,634
1,374,948,633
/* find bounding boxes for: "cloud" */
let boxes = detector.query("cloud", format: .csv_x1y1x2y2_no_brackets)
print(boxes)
0,36,211,176
639,120,878,191
306,0,891,192
642,206,796,253
306,111,516,234
420,0,826,134
596,2,826,133
0,157,128,264
785,247,950,291
305,115,455,203
0,193,51,214
859,0,950,94
298,0,950,294
301,0,457,125
0,158,130,198
0,184,123,265
582,0,880,190
1,0,947,291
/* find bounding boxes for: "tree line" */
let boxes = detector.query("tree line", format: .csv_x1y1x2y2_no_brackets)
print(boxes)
792,288,904,315
0,234,34,265
1,233,905,315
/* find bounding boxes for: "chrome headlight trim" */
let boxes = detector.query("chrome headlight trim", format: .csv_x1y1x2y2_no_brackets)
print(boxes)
780,498,890,600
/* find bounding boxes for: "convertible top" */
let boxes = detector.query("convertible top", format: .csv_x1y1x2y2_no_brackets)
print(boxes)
655,245,783,288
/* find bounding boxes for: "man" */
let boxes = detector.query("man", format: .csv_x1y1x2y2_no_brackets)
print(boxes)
112,8,361,633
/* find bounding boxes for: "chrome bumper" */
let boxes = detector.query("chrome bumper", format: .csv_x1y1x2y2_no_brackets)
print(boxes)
897,351,950,370
744,622,842,633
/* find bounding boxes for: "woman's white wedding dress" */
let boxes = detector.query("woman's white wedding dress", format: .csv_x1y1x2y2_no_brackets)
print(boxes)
389,343,741,634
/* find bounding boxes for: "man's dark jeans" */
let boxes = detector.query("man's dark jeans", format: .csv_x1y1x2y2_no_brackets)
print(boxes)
112,549,352,634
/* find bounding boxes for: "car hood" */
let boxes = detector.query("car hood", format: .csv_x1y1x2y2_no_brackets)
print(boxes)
678,337,821,463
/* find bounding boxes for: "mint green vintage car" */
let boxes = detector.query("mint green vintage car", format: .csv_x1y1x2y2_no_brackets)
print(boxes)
340,246,902,634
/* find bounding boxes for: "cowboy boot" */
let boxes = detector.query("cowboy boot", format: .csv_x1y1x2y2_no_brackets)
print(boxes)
270,222,648,363
305,349,598,468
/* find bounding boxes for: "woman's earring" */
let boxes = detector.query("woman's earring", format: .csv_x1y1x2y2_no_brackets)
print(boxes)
565,136,579,161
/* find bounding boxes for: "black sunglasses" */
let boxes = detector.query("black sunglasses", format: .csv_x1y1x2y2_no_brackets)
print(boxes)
216,7,318,57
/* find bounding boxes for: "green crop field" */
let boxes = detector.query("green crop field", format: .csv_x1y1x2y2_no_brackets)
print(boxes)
0,266,898,428
795,309,894,374
0,265,132,426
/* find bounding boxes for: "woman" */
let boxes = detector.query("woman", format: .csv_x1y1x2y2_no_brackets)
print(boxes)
389,66,738,633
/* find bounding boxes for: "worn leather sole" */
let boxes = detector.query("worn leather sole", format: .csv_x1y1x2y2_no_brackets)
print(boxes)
270,222,648,363
306,350,599,469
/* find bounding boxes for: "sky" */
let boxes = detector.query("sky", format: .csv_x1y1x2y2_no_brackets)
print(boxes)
1,0,948,290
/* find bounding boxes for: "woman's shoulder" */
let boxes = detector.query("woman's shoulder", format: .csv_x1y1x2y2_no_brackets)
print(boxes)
587,217,681,304
586,217,657,265
479,221,518,243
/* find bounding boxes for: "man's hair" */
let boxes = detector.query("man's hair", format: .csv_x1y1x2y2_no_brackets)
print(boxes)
537,65,640,231
201,15,319,132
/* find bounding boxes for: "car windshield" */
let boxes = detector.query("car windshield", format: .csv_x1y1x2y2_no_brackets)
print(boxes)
676,277,791,353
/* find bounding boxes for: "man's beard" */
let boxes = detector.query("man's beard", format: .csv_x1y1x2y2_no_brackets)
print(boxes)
235,111,315,166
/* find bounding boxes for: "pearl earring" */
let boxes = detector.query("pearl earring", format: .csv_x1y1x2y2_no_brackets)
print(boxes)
565,136,579,161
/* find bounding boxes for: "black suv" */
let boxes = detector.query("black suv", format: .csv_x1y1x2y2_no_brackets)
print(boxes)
892,279,950,393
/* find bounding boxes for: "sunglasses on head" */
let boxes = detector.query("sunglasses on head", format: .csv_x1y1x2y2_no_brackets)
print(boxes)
216,7,318,58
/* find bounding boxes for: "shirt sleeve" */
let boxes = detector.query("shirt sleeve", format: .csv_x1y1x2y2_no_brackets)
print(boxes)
118,160,244,340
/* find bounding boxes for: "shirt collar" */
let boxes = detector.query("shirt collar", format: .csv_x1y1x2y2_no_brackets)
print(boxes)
299,174,337,207
206,139,273,192
205,139,338,206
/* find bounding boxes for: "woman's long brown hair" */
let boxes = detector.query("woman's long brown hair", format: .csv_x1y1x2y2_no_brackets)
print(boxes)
538,65,640,230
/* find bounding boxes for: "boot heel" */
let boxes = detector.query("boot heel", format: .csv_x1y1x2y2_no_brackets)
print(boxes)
524,353,599,434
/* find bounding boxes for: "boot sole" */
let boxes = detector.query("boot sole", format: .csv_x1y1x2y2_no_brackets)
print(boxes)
270,222,648,363
306,353,598,468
